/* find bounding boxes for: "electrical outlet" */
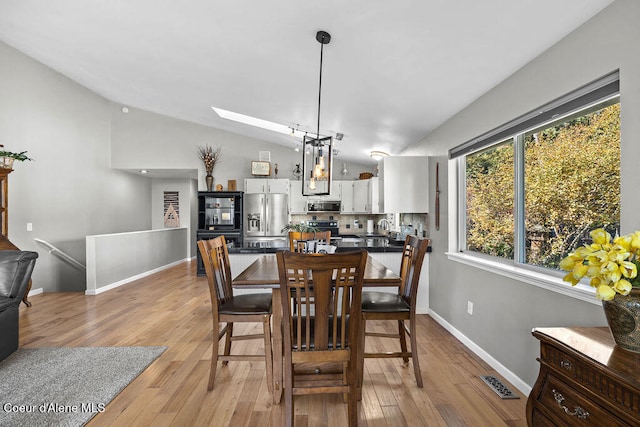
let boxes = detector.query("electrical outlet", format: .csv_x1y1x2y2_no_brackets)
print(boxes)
26,222,33,231
467,301,474,315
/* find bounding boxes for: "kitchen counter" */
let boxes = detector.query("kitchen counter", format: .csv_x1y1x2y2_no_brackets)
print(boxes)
227,236,430,254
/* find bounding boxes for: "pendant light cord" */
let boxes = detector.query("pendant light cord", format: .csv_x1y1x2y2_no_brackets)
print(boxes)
316,39,324,141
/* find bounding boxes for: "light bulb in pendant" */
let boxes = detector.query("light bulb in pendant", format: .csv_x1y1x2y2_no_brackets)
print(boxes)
309,176,316,190
318,155,325,170
314,163,323,178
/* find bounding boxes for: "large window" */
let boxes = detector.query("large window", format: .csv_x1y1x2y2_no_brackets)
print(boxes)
454,72,620,274
466,139,514,259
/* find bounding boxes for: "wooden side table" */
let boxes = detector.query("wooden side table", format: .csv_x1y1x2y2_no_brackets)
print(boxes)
527,327,640,426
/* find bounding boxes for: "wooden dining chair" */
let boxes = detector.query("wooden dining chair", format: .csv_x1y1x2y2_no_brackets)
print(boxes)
276,249,367,427
288,231,332,312
197,235,273,391
288,231,331,253
358,235,430,388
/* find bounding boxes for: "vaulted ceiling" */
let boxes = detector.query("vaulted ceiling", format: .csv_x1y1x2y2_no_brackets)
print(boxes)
0,0,613,165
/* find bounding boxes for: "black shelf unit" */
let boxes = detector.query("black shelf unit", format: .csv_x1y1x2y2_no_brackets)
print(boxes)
196,191,243,275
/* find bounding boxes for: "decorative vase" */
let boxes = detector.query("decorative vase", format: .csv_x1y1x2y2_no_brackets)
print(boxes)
602,287,640,352
205,174,214,191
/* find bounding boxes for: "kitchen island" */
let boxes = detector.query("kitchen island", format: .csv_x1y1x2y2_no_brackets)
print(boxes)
227,236,415,254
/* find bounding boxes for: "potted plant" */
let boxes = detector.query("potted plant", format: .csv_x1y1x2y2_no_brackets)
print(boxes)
281,223,319,233
560,228,640,352
0,145,33,169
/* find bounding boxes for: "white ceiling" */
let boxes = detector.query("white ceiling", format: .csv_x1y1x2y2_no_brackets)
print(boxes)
0,0,613,167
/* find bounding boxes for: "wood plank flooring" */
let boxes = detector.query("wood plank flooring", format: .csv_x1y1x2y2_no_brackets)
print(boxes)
18,261,527,426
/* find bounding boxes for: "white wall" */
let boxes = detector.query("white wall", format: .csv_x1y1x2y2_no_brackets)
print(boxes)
109,105,370,191
0,41,152,292
402,0,640,390
151,178,198,258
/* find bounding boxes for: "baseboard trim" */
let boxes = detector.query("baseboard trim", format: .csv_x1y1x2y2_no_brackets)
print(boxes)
27,287,43,297
428,309,532,396
85,258,189,296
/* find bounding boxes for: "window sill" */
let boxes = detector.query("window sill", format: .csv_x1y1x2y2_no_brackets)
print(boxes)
446,252,600,306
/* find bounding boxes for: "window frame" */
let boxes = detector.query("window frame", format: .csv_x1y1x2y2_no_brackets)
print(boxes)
448,72,620,305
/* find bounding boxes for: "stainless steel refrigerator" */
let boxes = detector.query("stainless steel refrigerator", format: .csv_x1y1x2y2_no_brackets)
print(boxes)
243,192,289,238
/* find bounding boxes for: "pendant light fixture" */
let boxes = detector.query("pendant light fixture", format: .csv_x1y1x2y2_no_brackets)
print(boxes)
302,30,333,196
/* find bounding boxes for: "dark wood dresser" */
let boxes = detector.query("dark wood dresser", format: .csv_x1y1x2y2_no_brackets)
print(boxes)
527,327,640,426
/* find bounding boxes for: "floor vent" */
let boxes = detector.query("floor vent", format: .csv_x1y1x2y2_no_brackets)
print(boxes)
480,375,519,399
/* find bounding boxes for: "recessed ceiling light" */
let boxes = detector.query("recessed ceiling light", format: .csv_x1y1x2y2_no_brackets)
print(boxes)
122,107,129,113
370,151,389,160
139,169,148,174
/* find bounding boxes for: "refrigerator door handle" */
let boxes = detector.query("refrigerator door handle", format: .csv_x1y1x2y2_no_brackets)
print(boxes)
265,196,270,233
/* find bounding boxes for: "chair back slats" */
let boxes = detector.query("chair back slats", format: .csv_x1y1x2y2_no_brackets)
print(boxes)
398,236,429,303
198,236,234,311
277,250,367,354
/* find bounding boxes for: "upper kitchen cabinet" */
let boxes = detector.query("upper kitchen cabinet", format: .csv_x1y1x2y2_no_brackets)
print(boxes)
352,177,380,214
289,180,306,214
379,156,429,213
308,180,341,201
245,178,290,194
340,181,354,213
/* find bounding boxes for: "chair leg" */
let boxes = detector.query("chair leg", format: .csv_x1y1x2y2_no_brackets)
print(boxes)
284,364,294,427
409,315,423,388
398,320,409,363
208,319,221,391
222,322,233,366
263,315,274,392
357,318,366,400
347,360,358,427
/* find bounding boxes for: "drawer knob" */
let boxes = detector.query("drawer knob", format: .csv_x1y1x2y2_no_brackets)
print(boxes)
552,389,589,419
560,359,572,370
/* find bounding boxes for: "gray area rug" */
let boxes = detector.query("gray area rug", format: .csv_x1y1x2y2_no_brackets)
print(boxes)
0,346,166,426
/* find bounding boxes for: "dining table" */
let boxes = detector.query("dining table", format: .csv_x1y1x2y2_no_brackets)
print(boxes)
232,253,402,404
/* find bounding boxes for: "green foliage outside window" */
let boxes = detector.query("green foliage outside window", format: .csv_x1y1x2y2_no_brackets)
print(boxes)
465,102,620,270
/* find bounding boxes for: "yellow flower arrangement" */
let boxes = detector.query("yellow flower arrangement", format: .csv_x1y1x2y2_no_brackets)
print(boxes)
560,228,640,300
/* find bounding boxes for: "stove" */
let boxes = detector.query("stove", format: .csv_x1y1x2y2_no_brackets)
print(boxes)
307,220,339,238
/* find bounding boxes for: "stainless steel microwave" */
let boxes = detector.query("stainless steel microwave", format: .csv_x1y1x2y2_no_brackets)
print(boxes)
307,201,341,212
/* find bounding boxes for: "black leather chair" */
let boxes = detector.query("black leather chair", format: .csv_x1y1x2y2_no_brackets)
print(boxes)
0,250,38,362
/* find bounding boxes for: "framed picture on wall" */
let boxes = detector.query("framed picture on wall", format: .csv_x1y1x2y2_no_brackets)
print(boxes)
251,161,271,176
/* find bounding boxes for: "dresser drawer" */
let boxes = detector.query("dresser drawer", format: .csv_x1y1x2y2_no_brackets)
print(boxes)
537,374,630,426
540,342,576,376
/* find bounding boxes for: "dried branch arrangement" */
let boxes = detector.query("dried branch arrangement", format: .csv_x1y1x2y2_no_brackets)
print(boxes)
197,145,222,175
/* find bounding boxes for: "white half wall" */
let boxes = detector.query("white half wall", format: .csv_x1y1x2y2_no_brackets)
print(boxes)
86,227,189,295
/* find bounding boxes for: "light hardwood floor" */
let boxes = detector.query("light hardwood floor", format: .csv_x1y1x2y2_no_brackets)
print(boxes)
19,261,527,426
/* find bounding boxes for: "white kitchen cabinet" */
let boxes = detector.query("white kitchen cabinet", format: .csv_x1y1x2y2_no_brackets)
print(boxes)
244,178,290,194
330,181,342,200
340,181,354,213
289,180,306,214
353,180,368,213
352,178,379,213
309,180,342,200
379,156,428,213
369,177,380,214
